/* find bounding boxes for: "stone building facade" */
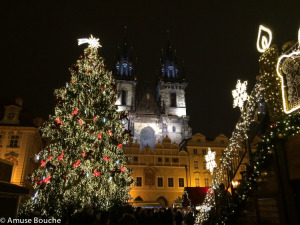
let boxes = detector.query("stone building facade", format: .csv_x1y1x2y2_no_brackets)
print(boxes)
114,40,192,150
0,98,42,187
112,40,240,207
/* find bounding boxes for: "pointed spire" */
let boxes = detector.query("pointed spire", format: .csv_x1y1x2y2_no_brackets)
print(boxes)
159,39,179,81
115,26,135,80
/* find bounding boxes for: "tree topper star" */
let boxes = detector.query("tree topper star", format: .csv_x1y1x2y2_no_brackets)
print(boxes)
78,35,102,48
232,79,248,111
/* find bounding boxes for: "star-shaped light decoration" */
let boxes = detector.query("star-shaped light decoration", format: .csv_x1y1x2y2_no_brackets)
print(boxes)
78,35,102,49
232,80,248,111
205,148,217,175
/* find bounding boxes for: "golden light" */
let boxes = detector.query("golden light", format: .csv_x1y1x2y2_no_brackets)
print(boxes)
232,180,239,188
256,25,272,53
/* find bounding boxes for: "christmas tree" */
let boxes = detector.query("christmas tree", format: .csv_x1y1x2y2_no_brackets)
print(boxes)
20,35,133,218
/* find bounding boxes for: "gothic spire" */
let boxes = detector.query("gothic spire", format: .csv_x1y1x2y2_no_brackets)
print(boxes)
115,27,135,80
159,40,180,81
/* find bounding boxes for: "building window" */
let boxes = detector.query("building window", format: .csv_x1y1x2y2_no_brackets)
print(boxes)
202,149,206,155
193,149,198,154
197,139,201,143
133,156,138,162
158,177,163,187
203,162,207,170
172,126,176,132
194,161,198,169
204,178,209,187
10,135,19,148
195,178,200,187
170,92,176,107
8,113,15,120
158,157,162,163
172,158,179,163
136,177,142,186
179,178,184,187
121,89,127,106
165,158,169,163
168,178,174,187
221,140,225,144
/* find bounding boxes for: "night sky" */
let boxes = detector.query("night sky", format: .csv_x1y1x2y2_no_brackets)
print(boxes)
1,1,300,138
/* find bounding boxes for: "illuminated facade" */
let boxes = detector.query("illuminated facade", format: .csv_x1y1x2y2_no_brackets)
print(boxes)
0,98,42,187
115,40,192,149
186,133,229,188
114,40,192,206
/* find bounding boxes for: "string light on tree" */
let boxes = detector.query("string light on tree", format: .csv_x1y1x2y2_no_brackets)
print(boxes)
19,35,133,218
196,25,300,225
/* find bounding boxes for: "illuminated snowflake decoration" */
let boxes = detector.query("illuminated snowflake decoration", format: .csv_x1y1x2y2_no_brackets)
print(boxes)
201,205,211,212
78,35,102,48
205,148,217,175
232,80,248,111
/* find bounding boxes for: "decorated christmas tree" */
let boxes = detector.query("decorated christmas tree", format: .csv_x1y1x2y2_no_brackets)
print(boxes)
20,35,133,218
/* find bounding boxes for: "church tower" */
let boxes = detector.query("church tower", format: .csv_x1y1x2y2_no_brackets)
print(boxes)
156,42,191,142
157,41,187,117
115,38,137,112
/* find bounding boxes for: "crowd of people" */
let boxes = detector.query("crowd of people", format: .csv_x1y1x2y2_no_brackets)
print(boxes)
68,205,196,225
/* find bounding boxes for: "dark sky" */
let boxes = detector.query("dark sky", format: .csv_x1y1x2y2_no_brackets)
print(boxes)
1,1,300,138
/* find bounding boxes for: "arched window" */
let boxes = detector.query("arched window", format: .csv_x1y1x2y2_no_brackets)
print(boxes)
121,89,127,105
140,126,155,150
170,92,176,107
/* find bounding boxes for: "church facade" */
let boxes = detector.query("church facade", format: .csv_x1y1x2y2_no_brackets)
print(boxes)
113,40,194,207
114,40,192,150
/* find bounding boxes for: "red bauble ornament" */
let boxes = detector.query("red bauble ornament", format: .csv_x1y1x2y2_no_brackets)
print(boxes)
74,160,80,168
40,160,46,168
94,169,100,177
82,151,86,158
72,108,78,115
43,175,51,184
103,156,111,162
56,118,63,125
117,144,122,148
98,133,102,140
119,166,126,172
58,153,64,162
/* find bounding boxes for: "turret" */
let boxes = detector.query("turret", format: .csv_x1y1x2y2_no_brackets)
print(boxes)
114,37,137,112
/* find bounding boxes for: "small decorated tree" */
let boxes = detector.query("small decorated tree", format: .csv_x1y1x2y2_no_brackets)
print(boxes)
20,35,133,218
